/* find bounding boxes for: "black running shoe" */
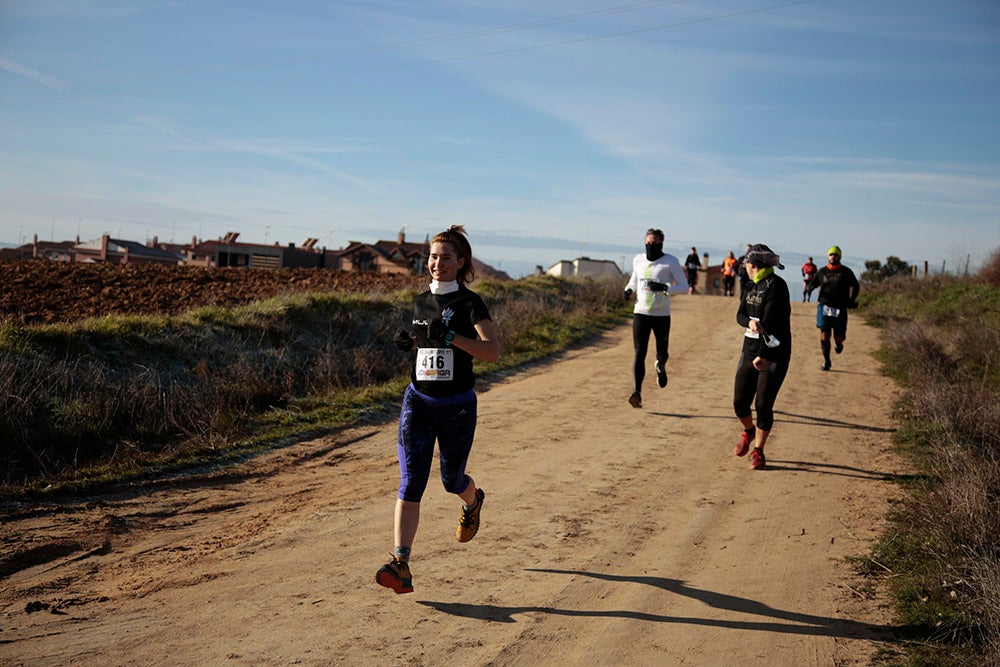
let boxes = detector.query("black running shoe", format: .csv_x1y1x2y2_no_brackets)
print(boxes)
656,362,668,388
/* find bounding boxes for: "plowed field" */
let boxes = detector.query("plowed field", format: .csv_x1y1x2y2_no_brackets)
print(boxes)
0,261,427,324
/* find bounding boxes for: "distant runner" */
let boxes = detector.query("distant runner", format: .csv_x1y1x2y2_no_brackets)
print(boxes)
685,247,701,295
801,257,818,302
722,251,739,297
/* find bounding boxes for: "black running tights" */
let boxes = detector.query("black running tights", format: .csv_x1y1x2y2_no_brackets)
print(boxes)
632,313,670,392
733,353,788,431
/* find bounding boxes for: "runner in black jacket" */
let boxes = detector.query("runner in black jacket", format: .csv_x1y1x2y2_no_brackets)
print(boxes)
808,245,860,371
732,244,791,470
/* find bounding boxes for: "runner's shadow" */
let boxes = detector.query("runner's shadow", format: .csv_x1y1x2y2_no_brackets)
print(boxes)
419,569,902,643
757,459,919,481
647,412,698,419
814,368,880,377
647,411,731,420
773,410,894,434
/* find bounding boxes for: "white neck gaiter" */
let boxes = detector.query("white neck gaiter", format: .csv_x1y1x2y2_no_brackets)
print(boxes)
429,280,459,295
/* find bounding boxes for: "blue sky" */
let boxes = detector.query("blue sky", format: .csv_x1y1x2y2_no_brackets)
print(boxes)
2,0,999,279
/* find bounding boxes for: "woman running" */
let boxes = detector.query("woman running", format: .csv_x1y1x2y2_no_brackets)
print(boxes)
732,244,792,470
376,225,501,594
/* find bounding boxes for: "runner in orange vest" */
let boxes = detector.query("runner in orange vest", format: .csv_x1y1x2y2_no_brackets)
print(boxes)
722,251,739,297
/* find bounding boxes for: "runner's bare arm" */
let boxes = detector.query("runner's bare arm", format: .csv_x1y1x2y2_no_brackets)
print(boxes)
450,319,500,363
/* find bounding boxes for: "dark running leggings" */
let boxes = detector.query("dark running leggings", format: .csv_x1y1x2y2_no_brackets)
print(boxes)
397,384,477,502
733,353,789,431
632,313,670,392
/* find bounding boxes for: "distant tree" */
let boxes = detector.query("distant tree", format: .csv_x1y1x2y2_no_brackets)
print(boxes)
862,256,911,283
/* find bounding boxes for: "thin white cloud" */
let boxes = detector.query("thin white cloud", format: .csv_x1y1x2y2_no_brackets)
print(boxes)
0,55,68,92
220,142,381,195
1,53,382,194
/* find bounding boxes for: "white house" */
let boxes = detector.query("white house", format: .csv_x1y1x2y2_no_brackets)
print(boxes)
545,257,623,279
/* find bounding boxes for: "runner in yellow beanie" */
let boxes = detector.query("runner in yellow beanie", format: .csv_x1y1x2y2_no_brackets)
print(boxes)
808,246,859,370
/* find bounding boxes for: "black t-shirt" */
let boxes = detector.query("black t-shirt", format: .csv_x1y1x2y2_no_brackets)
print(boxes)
410,286,492,397
737,272,792,362
813,265,859,309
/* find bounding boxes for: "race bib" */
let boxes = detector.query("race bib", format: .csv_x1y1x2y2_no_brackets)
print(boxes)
822,306,841,318
416,348,454,381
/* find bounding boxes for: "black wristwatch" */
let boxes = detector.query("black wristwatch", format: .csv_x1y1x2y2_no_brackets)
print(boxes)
443,330,455,346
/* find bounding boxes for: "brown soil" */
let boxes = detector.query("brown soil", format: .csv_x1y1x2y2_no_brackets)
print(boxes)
0,296,905,665
0,261,427,324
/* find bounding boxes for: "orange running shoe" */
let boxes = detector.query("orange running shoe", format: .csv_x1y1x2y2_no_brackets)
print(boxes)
456,488,485,543
375,556,413,594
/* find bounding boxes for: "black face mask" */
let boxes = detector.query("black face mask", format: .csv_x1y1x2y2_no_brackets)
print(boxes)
645,242,664,261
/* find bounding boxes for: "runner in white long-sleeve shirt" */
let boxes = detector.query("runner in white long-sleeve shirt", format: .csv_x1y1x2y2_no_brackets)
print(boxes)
623,228,688,409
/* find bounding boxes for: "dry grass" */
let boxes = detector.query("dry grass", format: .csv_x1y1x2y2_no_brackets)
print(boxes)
977,248,1000,288
864,257,1000,665
0,276,628,493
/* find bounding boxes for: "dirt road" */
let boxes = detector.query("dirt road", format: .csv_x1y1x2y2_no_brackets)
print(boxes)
1,295,904,666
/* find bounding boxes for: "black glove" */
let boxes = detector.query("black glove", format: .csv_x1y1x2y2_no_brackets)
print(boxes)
623,288,633,301
427,318,455,346
647,281,668,292
848,299,859,309
394,329,414,351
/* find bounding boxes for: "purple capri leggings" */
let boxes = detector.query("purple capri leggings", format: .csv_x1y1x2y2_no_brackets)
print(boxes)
397,384,477,502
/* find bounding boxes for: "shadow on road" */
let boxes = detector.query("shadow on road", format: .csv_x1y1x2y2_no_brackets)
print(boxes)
773,410,895,434
419,568,901,644
762,459,922,482
646,410,894,435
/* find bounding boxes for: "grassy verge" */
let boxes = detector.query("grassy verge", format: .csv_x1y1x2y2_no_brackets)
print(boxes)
860,263,1000,666
0,275,629,496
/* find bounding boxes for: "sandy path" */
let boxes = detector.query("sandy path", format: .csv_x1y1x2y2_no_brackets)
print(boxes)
0,296,904,666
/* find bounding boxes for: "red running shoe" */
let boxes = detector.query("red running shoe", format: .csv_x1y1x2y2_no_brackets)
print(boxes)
734,429,753,457
749,448,766,470
375,556,413,594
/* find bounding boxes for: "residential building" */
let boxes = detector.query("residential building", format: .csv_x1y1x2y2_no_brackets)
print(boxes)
338,230,428,275
545,257,623,279
74,234,184,265
186,232,337,269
